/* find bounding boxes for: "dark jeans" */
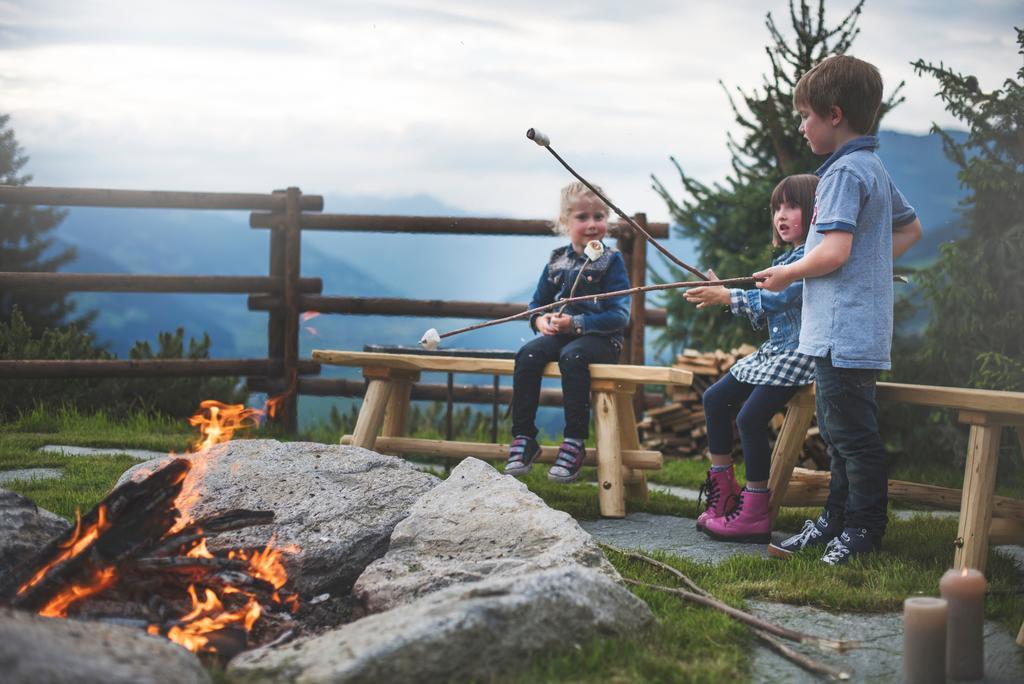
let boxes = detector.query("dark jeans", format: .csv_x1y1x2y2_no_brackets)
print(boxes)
512,334,619,440
815,354,888,537
702,372,802,482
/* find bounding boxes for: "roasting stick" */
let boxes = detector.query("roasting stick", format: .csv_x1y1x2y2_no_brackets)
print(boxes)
526,127,710,282
419,275,761,349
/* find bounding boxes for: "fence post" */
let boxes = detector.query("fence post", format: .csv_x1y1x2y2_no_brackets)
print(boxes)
629,214,648,418
280,187,302,433
266,192,286,410
615,230,635,366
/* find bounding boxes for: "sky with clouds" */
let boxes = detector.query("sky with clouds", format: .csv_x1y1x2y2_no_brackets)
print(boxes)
1,0,1019,222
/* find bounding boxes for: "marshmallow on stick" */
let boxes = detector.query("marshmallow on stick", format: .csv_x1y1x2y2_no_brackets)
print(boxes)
557,239,604,315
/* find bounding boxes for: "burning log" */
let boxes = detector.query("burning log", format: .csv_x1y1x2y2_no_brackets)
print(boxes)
0,459,191,612
0,456,298,659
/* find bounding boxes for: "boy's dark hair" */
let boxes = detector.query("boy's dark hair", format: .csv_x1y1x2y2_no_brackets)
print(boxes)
794,55,883,134
769,174,819,247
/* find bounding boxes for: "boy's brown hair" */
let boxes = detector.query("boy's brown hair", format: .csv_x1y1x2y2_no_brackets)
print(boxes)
794,55,883,134
769,174,818,247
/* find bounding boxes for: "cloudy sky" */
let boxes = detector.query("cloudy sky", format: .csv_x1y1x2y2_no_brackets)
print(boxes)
1,0,1019,222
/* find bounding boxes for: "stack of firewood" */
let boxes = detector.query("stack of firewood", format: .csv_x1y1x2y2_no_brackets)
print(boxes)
639,346,829,470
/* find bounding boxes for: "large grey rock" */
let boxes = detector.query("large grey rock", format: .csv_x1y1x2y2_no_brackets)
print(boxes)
353,457,618,612
229,565,652,684
0,489,70,580
0,607,210,684
117,440,438,596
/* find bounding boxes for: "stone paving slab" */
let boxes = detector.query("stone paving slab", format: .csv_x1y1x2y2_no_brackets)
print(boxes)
40,444,167,461
583,512,1024,682
581,511,770,564
748,600,1024,683
0,468,63,484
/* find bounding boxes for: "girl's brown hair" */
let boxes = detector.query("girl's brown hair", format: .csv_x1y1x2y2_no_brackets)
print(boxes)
769,174,818,246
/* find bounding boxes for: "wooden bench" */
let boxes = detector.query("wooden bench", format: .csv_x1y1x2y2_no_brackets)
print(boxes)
767,383,1024,574
311,349,693,518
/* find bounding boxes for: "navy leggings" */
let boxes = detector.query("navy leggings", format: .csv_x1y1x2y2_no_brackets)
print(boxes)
702,372,803,482
512,334,619,440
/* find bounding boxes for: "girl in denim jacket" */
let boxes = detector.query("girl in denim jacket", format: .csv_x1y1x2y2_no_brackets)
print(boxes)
504,182,631,483
685,174,818,542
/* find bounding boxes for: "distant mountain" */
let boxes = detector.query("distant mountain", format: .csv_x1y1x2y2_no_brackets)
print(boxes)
877,129,969,267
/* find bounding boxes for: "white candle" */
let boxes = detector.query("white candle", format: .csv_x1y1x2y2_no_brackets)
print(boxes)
903,596,948,684
940,567,986,680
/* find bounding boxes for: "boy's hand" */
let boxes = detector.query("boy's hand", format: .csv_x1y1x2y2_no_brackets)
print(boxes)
684,268,730,309
754,264,796,292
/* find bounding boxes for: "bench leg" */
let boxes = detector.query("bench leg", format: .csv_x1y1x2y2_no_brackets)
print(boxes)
381,372,418,439
593,389,625,518
954,419,1001,572
767,389,816,523
351,379,394,450
615,388,648,502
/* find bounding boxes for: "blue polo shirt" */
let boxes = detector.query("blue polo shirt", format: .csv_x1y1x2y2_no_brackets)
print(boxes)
798,136,917,370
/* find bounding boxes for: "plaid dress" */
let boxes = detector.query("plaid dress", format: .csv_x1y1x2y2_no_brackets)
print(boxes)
727,247,815,387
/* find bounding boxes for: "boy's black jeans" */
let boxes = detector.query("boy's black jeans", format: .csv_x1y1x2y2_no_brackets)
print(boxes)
816,354,889,538
512,334,619,441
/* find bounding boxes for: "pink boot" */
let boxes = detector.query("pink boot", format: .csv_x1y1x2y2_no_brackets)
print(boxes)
703,488,771,544
695,465,741,531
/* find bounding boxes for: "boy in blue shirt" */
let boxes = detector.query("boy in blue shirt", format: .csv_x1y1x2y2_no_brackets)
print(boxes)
754,55,923,564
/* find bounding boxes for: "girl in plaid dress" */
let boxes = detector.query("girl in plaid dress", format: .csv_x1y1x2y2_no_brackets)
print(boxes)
684,174,818,543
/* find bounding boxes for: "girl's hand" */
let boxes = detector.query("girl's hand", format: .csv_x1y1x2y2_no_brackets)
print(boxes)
537,313,558,335
683,268,730,309
550,313,573,334
753,265,795,292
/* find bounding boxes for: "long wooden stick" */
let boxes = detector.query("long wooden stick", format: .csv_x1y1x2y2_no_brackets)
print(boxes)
527,128,710,282
615,550,855,680
435,275,758,341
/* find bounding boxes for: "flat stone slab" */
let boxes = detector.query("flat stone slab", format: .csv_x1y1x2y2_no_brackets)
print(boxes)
748,600,1024,683
648,482,701,500
581,511,769,564
40,444,167,461
0,468,63,484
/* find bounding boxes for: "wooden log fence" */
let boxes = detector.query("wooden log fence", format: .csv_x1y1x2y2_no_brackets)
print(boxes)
0,359,321,379
0,273,322,294
0,183,672,433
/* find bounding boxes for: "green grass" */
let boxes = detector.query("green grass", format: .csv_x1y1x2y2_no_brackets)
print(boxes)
2,407,1022,683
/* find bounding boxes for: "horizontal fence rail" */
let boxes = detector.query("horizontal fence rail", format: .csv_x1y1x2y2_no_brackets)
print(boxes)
249,212,669,238
0,359,320,379
247,376,665,408
0,273,323,294
0,185,324,211
247,294,669,325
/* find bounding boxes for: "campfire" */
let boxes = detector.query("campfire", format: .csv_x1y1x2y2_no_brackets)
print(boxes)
0,399,300,658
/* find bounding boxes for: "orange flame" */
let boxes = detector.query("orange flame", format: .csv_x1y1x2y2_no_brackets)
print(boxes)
18,505,111,596
150,585,263,653
188,400,264,452
39,567,117,618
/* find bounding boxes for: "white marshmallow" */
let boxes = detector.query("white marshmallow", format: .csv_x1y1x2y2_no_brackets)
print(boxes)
419,328,441,350
526,128,550,146
584,240,604,261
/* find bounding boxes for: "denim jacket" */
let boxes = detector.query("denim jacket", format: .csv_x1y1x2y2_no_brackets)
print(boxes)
528,243,631,347
729,245,805,353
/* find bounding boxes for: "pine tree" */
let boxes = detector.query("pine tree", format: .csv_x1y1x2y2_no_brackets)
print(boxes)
908,29,1024,391
0,113,88,331
651,0,902,351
